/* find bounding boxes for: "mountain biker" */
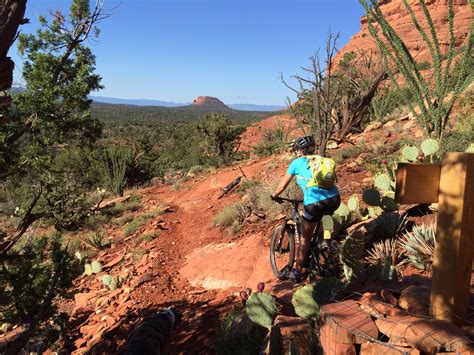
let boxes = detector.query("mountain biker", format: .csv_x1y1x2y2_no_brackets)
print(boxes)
271,135,340,282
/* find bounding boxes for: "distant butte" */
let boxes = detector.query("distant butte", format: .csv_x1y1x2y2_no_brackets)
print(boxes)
191,96,226,107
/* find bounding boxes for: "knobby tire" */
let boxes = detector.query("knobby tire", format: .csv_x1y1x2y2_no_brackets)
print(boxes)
270,223,295,279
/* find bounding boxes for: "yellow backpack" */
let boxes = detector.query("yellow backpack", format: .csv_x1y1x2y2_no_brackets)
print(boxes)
305,155,337,189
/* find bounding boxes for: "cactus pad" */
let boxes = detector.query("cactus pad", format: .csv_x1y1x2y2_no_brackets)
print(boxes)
102,274,112,286
314,277,343,305
109,277,118,290
348,195,359,211
245,292,276,329
84,263,92,276
421,139,439,156
292,285,319,320
335,203,350,217
339,231,365,283
381,196,398,211
91,260,102,274
466,143,474,153
402,146,419,162
374,174,392,191
321,215,334,232
363,188,381,206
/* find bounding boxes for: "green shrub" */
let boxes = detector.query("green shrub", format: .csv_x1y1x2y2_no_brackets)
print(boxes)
237,178,261,193
441,90,473,153
253,127,289,156
111,214,134,226
135,232,156,245
83,213,109,229
122,216,150,237
213,202,249,228
85,228,110,250
441,130,473,153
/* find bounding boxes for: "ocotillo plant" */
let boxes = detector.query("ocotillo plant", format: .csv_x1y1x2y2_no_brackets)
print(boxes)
359,0,473,139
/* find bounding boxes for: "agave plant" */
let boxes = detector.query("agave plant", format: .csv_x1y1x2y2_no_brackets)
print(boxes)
399,222,436,272
366,238,402,269
371,212,408,243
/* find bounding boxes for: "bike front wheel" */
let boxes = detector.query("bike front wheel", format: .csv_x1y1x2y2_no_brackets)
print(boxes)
270,223,296,279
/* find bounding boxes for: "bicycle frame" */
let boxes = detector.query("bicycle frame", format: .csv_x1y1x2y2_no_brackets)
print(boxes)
276,197,328,275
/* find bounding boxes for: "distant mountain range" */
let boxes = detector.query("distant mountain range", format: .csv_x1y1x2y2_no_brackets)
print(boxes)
89,95,285,112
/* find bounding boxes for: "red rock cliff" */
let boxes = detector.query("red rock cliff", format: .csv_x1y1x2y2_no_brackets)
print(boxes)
337,0,472,64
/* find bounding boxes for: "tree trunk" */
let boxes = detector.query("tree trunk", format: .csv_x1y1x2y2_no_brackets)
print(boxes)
0,0,28,109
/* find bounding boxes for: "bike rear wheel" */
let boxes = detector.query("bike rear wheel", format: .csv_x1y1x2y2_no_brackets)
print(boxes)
270,223,296,279
308,242,341,280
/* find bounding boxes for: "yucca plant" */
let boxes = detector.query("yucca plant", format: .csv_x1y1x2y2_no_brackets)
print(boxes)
399,222,436,272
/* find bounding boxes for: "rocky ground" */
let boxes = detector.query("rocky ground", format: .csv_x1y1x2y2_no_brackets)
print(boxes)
9,109,463,354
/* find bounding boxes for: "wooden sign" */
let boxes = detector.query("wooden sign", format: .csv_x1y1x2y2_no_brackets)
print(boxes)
395,163,441,204
395,153,474,323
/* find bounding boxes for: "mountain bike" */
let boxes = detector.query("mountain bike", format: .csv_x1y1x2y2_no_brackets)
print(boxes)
270,196,340,282
217,167,247,199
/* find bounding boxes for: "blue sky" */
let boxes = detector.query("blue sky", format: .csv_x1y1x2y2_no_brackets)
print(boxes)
11,0,365,105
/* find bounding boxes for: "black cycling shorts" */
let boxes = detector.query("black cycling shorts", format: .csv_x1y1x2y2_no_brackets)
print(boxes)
302,195,341,223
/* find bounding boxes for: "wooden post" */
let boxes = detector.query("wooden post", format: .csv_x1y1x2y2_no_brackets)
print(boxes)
395,163,441,204
430,153,474,322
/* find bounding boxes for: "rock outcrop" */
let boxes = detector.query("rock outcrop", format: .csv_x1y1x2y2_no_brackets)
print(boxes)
336,0,472,65
191,96,227,108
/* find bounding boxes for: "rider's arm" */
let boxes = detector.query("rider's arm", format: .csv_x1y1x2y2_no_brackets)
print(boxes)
272,173,293,198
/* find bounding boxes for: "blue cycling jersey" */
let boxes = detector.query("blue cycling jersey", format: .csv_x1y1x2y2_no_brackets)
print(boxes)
287,156,339,206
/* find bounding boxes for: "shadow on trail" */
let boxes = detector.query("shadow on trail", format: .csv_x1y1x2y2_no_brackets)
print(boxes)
87,295,238,354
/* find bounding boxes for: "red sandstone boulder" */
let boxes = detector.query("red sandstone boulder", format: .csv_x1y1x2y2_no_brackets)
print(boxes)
375,315,470,352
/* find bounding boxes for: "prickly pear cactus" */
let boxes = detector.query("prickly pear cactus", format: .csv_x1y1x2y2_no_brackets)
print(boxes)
321,215,334,232
363,188,381,206
339,231,365,283
84,263,92,276
314,277,343,305
466,143,474,153
335,202,350,217
381,196,398,211
366,263,398,281
102,274,112,287
420,139,439,157
292,285,319,320
402,146,419,162
348,195,359,212
245,292,276,329
109,277,118,290
374,174,391,192
102,274,119,290
91,260,102,274
268,325,283,355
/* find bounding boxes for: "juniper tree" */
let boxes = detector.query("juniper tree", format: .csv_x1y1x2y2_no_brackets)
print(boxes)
359,0,474,138
0,1,108,351
0,0,28,110
195,113,244,167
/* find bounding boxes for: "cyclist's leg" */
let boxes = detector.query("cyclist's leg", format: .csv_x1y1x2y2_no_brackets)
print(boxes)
301,195,341,252
297,218,317,271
